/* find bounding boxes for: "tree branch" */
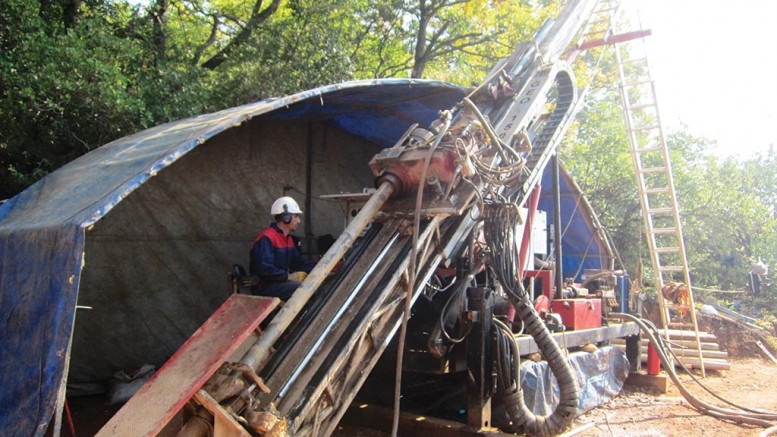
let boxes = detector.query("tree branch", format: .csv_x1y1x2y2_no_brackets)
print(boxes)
192,14,219,65
150,0,169,63
201,0,281,70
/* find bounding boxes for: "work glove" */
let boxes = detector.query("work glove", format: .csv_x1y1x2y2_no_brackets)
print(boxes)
288,271,308,283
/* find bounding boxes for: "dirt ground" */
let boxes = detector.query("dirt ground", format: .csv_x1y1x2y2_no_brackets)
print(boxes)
69,360,777,437
571,356,777,437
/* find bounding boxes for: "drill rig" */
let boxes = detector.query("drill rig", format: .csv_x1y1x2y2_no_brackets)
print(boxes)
99,1,617,436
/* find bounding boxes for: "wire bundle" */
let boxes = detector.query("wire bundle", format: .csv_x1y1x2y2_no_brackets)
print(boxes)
482,202,525,298
457,98,529,189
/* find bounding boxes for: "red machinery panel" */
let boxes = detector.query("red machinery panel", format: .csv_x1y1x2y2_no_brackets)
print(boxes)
551,299,602,330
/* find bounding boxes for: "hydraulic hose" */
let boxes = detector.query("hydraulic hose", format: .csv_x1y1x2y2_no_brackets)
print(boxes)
500,295,579,436
611,313,777,428
483,202,578,436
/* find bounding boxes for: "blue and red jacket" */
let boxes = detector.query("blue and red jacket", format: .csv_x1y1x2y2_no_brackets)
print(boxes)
250,223,312,284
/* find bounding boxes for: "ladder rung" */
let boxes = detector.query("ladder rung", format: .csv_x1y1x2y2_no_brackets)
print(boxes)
635,146,663,153
622,79,652,88
631,124,659,131
583,30,608,39
586,19,610,28
659,266,685,273
620,57,648,66
652,227,678,235
645,187,670,194
655,247,681,254
627,102,656,111
638,166,666,174
647,208,674,215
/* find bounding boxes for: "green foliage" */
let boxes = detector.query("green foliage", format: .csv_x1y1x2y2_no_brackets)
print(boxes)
564,71,777,313
0,0,559,199
668,135,777,305
0,3,219,198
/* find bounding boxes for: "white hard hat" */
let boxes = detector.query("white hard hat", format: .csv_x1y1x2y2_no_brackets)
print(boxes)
271,196,303,216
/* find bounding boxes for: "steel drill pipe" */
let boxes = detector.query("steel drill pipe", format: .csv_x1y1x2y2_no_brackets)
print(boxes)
240,181,395,371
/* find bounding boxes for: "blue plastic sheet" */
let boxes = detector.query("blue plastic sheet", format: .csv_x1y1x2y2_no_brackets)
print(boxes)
520,345,630,416
539,163,614,282
0,79,464,437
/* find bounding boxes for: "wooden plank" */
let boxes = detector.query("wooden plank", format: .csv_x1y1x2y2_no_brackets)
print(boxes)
612,338,721,350
618,345,728,359
625,373,669,393
672,357,730,371
96,294,279,437
653,347,727,360
194,390,252,437
658,329,717,341
660,339,721,350
632,355,731,371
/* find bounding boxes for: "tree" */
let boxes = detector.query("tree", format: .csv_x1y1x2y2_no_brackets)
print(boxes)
0,0,214,199
349,0,558,82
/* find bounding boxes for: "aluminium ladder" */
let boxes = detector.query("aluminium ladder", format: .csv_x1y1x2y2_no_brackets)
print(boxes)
614,32,706,376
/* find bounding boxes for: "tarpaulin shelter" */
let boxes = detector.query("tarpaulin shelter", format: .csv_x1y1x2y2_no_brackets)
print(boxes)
0,78,613,436
539,162,615,281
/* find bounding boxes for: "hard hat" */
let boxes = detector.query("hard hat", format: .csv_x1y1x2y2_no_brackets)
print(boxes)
271,196,303,216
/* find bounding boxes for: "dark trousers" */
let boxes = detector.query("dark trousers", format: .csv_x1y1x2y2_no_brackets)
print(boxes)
254,280,301,301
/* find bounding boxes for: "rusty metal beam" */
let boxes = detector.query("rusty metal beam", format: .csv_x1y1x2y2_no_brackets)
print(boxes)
577,29,653,51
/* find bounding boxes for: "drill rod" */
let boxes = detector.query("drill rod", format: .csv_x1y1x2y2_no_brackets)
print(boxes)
240,181,395,371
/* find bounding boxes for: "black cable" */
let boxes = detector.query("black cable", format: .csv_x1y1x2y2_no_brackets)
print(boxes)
612,313,777,427
638,316,774,415
438,273,475,344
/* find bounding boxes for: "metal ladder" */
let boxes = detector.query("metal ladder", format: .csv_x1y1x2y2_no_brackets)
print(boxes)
614,32,706,376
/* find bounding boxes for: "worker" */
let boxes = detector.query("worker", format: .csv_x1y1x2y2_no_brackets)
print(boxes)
250,196,312,301
749,257,769,296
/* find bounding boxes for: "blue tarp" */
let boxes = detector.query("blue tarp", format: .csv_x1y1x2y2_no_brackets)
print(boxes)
521,346,629,417
0,79,464,436
539,163,614,282
0,77,612,436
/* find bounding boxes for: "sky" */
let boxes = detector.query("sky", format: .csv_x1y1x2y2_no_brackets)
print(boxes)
627,0,777,159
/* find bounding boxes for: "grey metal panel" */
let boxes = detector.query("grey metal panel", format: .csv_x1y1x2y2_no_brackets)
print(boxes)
515,322,640,355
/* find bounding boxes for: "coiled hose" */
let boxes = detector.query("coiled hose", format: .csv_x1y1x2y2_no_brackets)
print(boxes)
484,203,579,436
611,313,777,429
500,296,579,436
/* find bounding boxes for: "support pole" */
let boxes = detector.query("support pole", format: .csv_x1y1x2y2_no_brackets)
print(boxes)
625,334,641,373
552,153,564,297
240,182,395,371
518,185,542,280
466,287,494,429
305,123,315,253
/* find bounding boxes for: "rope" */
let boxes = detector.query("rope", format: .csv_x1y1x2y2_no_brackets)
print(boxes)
391,111,453,437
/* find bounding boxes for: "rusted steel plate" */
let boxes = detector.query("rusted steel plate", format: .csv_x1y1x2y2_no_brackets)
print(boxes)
96,294,279,437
